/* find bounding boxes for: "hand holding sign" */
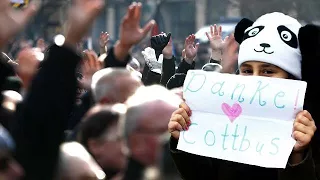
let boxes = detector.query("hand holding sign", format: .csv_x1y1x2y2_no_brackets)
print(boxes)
175,70,308,168
292,110,316,152
169,102,192,139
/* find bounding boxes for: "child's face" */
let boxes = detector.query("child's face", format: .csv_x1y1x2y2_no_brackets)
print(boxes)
239,61,289,79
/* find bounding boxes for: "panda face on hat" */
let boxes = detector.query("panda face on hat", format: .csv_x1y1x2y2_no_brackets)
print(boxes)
236,12,303,79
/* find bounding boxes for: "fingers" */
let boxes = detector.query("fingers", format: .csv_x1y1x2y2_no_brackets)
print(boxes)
205,32,210,40
293,121,313,135
214,24,218,36
168,121,183,132
210,25,214,36
127,3,135,18
218,25,222,35
142,20,155,36
179,102,191,116
185,34,196,48
295,110,316,132
292,110,317,151
301,110,313,121
168,121,183,139
133,2,142,22
171,109,189,130
293,131,312,147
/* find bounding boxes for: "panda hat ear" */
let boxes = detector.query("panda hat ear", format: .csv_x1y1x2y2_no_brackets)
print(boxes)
298,24,320,157
299,24,320,82
234,18,254,44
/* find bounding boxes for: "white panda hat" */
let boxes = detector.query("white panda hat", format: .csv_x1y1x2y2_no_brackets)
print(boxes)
236,12,302,79
236,13,320,149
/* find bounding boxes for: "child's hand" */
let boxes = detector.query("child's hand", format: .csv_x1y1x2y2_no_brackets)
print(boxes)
168,102,192,140
292,110,316,152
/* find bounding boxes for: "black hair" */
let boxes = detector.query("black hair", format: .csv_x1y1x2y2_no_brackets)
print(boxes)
77,106,121,150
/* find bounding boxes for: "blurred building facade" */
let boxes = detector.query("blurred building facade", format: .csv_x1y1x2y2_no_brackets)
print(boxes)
14,0,320,50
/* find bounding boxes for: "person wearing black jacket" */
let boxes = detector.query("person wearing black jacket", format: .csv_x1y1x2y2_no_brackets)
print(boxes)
10,0,105,179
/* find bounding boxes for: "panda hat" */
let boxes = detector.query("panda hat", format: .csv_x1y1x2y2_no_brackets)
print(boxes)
235,12,320,164
236,12,302,79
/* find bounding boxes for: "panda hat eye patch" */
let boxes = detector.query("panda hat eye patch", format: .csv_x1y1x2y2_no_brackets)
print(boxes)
277,25,298,49
243,26,265,41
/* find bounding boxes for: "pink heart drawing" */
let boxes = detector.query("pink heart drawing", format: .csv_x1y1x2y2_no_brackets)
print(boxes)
221,103,242,123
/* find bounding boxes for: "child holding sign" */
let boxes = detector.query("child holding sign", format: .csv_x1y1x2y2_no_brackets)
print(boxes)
168,12,320,180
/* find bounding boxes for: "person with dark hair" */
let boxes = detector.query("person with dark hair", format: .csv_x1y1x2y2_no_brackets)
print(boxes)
168,12,320,180
77,104,128,179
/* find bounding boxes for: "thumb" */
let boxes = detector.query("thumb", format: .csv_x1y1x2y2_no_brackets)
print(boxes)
142,20,156,36
171,131,180,140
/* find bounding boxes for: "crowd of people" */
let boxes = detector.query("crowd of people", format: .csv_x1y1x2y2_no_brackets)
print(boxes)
1,0,320,179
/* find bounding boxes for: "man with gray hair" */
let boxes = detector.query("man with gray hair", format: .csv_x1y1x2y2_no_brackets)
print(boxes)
67,67,142,130
121,85,181,180
91,67,142,104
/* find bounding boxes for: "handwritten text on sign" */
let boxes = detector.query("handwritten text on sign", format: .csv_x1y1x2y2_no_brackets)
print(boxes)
177,70,307,168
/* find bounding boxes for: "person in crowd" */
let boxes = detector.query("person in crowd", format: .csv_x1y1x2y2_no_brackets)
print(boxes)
91,68,143,104
168,12,320,180
77,104,128,179
56,142,105,180
121,85,181,180
68,1,154,130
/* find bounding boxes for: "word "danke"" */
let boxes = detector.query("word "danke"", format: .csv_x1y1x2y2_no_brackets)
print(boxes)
184,73,288,109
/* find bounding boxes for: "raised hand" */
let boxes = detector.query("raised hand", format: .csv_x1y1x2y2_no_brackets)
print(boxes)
65,0,104,46
99,32,109,54
162,34,173,59
184,34,199,64
206,24,229,60
0,0,38,48
206,24,225,50
119,2,155,48
151,32,171,52
80,50,103,89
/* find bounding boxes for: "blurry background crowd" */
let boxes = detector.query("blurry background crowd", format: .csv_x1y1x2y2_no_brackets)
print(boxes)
7,0,320,71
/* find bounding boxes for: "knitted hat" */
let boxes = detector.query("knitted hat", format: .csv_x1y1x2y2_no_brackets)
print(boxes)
237,12,302,79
